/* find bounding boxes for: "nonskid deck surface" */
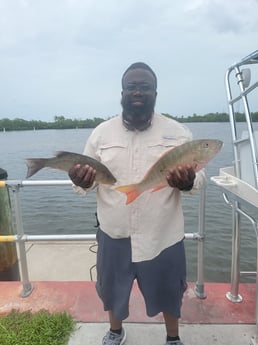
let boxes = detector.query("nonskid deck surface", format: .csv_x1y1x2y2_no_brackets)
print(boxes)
0,281,255,324
7,241,254,324
1,242,256,344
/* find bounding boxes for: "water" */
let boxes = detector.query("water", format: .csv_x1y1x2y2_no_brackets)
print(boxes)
1,123,258,282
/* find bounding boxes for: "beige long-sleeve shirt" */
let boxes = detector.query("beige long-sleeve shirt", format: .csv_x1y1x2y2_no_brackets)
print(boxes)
76,113,206,262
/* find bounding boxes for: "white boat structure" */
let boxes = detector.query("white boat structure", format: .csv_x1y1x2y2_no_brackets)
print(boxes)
0,50,258,344
211,49,258,344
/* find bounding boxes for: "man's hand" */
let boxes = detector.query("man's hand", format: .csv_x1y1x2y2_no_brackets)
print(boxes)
69,164,96,189
166,164,196,191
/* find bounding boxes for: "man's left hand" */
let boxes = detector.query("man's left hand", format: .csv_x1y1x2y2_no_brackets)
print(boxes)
166,164,196,191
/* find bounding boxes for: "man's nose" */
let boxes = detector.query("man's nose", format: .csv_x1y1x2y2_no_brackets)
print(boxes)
132,87,142,94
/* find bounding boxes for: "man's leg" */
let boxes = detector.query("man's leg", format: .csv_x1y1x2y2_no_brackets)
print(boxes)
96,230,131,344
163,312,179,337
108,311,123,330
102,311,126,345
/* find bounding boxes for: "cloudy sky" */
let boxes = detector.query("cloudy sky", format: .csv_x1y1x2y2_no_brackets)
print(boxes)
1,0,258,121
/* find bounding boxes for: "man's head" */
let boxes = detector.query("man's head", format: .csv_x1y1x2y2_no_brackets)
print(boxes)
121,62,157,131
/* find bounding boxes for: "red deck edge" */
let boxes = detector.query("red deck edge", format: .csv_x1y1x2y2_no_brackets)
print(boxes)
0,281,255,324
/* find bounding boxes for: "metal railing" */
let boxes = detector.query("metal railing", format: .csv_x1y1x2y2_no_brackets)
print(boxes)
224,50,258,305
223,50,258,345
0,179,207,299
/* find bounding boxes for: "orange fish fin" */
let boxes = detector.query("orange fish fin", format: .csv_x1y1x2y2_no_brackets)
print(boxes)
151,185,167,192
115,184,141,205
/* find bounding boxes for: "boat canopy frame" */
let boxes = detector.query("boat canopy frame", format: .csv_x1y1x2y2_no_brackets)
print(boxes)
212,49,258,345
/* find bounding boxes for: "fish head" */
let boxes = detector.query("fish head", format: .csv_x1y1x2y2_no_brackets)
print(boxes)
192,139,223,170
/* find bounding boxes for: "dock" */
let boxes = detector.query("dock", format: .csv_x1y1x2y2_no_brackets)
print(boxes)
0,241,256,345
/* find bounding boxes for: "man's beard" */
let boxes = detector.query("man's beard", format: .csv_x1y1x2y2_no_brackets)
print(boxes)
121,96,155,131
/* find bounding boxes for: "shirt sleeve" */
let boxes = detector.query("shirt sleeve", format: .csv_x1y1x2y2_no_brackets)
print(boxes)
193,169,207,190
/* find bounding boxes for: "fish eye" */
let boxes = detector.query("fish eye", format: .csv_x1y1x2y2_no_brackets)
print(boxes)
202,142,209,149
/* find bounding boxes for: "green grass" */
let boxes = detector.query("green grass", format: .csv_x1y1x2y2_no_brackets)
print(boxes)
0,310,76,345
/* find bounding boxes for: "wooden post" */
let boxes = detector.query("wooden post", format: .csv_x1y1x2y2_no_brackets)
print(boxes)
0,168,20,280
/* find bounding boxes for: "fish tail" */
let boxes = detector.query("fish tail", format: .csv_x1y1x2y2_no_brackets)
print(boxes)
115,184,141,204
25,158,47,178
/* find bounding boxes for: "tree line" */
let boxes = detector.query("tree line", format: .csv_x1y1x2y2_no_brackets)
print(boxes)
0,116,105,131
1,112,258,132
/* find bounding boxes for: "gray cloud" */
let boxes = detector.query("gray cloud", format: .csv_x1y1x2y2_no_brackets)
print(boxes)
185,0,258,34
0,0,258,120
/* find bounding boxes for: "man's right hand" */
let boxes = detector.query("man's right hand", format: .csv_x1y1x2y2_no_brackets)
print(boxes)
68,164,96,189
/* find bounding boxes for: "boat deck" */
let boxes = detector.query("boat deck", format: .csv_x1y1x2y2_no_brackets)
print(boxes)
0,281,255,324
0,242,256,344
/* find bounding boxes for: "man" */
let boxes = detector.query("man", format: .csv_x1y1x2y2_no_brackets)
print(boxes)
69,62,205,345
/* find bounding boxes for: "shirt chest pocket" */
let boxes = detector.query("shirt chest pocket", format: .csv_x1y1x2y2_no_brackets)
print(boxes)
98,143,128,177
145,139,178,167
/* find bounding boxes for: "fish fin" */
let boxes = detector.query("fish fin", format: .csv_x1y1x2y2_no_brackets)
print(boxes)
115,184,141,205
151,185,167,192
25,158,47,178
55,151,71,157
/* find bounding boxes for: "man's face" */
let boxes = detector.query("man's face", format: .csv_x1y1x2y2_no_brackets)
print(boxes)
121,68,157,130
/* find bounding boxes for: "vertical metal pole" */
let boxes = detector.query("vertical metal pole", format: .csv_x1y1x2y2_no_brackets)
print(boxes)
251,223,258,344
194,186,207,299
11,185,33,297
226,201,242,302
225,68,241,179
252,232,258,344
235,66,258,189
251,244,258,345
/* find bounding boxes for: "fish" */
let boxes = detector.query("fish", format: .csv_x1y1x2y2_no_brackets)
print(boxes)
116,139,223,204
25,151,117,185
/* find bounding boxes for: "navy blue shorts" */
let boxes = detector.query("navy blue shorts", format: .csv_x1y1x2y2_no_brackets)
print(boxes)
96,228,187,321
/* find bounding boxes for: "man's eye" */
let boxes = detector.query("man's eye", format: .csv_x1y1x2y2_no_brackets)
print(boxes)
126,84,135,91
140,85,151,91
125,83,153,92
